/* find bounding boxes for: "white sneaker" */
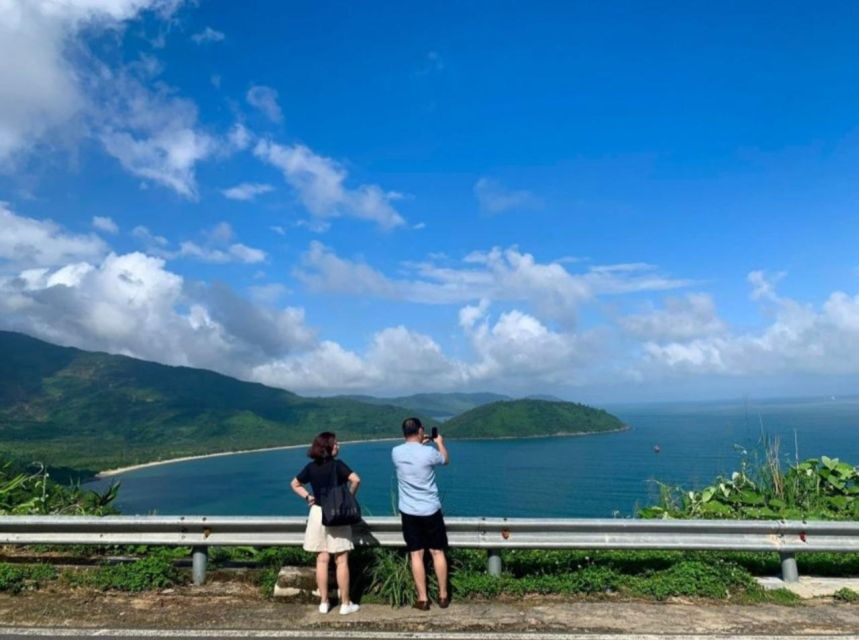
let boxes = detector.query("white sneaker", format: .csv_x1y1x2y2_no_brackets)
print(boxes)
339,602,360,615
318,601,330,614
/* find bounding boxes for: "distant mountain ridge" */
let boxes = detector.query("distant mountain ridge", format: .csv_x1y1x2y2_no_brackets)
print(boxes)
0,331,433,473
0,331,623,475
339,392,511,418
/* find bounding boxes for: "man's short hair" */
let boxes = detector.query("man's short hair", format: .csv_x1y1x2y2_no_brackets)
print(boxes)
402,416,423,437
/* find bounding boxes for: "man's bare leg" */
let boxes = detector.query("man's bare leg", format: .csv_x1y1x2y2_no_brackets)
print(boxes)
429,548,448,599
409,549,428,601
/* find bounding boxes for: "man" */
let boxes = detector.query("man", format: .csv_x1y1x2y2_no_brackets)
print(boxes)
391,417,450,610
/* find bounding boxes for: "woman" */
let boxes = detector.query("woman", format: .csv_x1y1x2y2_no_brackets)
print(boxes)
290,432,361,615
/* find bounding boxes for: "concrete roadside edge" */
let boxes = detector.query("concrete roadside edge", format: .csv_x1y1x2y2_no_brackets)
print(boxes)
0,629,857,639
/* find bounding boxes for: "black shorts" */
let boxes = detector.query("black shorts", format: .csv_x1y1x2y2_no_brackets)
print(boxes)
400,510,449,552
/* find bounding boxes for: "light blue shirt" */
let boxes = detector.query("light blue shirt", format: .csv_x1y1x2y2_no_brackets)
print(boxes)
392,441,445,516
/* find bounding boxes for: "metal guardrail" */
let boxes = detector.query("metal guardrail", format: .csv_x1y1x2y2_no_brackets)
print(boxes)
2,516,858,585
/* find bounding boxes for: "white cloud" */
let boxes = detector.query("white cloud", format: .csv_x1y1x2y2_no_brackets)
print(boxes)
98,70,217,199
177,241,266,264
255,140,406,230
0,203,107,269
640,274,859,378
297,243,691,324
227,123,252,151
0,251,314,380
249,283,288,305
191,27,225,44
460,304,600,385
620,293,726,341
296,241,398,297
134,222,266,264
92,215,119,234
0,0,186,168
474,178,541,215
252,303,603,394
221,182,274,201
132,225,169,248
246,85,283,124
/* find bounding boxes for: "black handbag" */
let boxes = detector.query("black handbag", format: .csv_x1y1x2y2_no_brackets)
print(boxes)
319,459,361,526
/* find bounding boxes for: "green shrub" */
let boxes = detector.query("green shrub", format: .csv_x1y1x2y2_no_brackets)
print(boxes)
209,546,315,569
640,446,859,522
0,563,57,594
625,560,755,600
66,553,181,591
834,587,859,603
743,587,802,606
451,571,507,598
367,549,422,607
257,567,279,598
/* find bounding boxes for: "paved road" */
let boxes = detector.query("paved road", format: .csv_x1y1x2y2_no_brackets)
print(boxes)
0,630,855,640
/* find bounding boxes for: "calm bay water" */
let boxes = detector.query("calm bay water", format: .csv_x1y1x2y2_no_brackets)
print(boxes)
87,399,859,517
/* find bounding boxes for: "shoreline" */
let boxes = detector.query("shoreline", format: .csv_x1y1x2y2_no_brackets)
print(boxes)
95,426,629,478
95,436,402,478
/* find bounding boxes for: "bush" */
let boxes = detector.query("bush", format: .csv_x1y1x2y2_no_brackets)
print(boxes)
367,549,422,607
0,563,57,594
66,553,182,591
640,446,859,522
210,546,315,569
625,560,755,600
834,587,859,603
257,567,279,598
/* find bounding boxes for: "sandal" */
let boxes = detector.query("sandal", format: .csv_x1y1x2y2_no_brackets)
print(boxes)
412,600,430,610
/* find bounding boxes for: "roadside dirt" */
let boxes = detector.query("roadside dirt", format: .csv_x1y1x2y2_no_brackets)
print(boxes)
2,584,859,634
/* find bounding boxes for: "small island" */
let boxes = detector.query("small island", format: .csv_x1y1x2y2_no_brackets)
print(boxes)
441,399,626,439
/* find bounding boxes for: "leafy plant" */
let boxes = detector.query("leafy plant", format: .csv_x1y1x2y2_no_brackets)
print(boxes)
366,549,418,607
834,587,859,603
0,563,57,594
0,460,118,516
640,440,859,521
65,552,182,591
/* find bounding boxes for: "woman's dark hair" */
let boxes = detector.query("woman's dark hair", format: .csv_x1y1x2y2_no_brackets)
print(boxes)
308,432,337,461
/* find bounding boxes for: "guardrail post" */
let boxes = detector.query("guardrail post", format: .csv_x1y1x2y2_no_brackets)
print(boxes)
780,552,799,583
487,549,502,576
192,546,208,586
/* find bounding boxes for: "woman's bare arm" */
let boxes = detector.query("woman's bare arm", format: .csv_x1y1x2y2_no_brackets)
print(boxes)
290,477,315,505
347,472,361,496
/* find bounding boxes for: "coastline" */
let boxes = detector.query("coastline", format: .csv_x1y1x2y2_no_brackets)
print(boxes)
95,436,402,478
96,426,629,478
453,424,630,442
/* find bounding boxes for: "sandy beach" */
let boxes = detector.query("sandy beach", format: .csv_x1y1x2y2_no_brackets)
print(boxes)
96,436,402,478
95,428,628,478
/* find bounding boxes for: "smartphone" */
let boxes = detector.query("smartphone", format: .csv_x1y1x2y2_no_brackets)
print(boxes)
431,427,438,439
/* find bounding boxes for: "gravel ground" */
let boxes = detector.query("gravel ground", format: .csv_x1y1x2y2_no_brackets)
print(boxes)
2,585,859,635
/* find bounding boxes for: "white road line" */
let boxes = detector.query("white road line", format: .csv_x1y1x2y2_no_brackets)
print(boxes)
0,630,857,640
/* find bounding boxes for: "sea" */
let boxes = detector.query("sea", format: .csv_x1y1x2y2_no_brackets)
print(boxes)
86,397,859,518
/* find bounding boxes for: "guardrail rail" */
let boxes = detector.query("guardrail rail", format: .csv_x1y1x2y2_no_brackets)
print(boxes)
1,516,857,585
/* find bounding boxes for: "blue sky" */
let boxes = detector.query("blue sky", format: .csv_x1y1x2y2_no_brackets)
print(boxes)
3,0,859,401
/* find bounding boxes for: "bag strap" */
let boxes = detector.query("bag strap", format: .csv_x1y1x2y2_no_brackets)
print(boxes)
328,457,338,487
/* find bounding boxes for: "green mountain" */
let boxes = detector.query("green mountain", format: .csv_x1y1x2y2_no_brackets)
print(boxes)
0,331,433,474
440,399,626,439
340,392,511,418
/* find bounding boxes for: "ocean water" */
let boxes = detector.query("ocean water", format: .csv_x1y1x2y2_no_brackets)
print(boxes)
87,399,859,517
